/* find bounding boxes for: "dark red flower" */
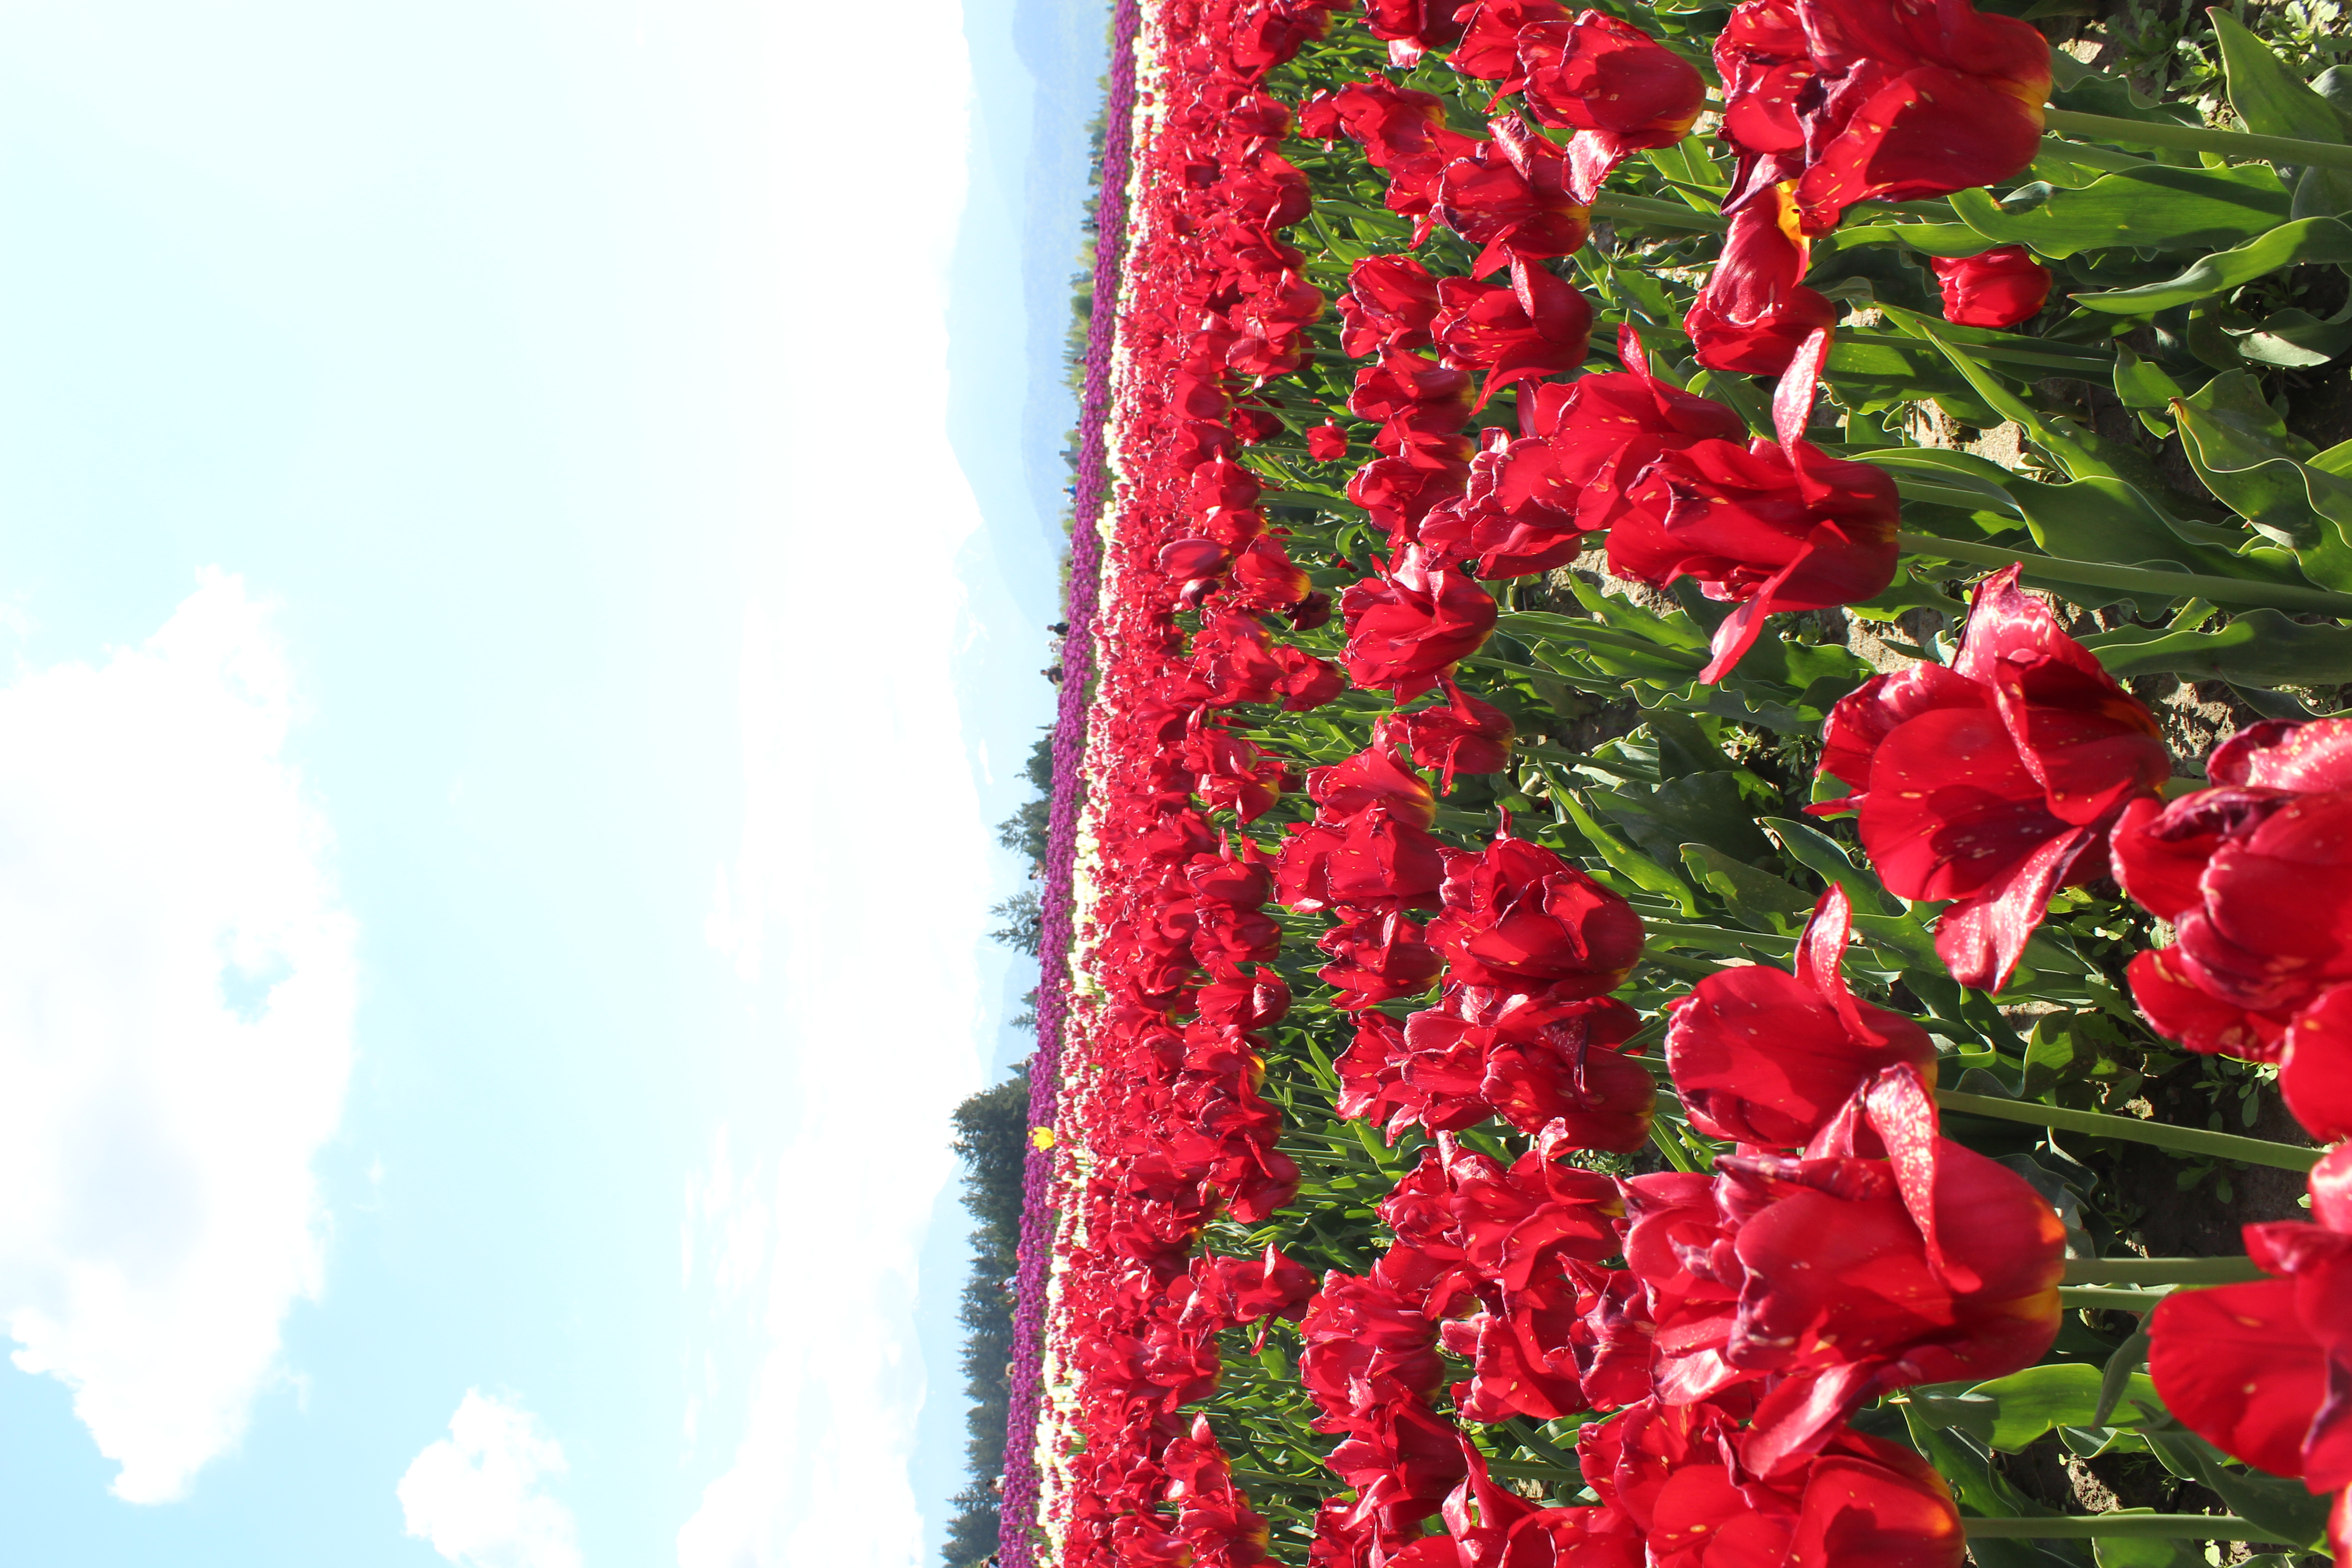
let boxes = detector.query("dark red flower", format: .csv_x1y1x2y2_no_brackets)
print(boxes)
1643,1428,1966,1568
1448,0,1569,79
1269,642,1348,711
1666,885,1940,1146
1358,0,1466,68
1683,185,1838,376
1349,348,1474,459
1160,536,1232,584
1311,741,1438,823
1511,12,1709,203
1445,329,1749,577
2150,1147,2352,1563
1931,245,2051,328
1181,718,1290,822
1300,77,1477,227
1426,828,1646,1002
1191,1244,1318,1328
1639,1087,2066,1476
1318,908,1447,1007
1230,535,1311,612
1431,258,1595,411
1715,0,2052,234
1607,333,1900,683
2112,717,2352,1071
1338,254,1441,358
1340,545,1499,698
1382,680,1516,789
1307,420,1350,461
1348,453,1474,537
1197,970,1291,1033
1433,116,1594,277
1386,1437,1643,1568
1818,564,2169,992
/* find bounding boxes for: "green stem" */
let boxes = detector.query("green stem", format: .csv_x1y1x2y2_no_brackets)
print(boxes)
2061,1256,2264,1285
2058,1285,2175,1313
1935,1088,2323,1172
2042,106,2352,174
2037,131,2158,172
1839,329,2112,376
1896,532,2352,617
1592,192,1728,232
1646,920,1800,957
1963,1514,2287,1541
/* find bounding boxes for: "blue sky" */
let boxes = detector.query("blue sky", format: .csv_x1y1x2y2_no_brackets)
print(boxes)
0,1,1101,1562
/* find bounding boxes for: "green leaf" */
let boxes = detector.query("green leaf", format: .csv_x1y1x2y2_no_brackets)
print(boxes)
2073,216,2352,313
2112,341,2188,435
1916,327,2113,480
1594,773,1776,865
1552,785,1701,915
2091,1524,2203,1567
2211,7,2348,147
1680,843,1816,932
1556,577,1710,652
1759,816,1897,915
2171,1437,2335,1549
2171,372,2352,588
2225,301,2352,368
1965,1362,2164,1451
2085,607,2352,683
2006,475,2272,603
1950,163,2293,258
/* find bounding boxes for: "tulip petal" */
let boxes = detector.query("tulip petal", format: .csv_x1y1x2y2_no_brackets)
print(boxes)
2150,1278,2328,1480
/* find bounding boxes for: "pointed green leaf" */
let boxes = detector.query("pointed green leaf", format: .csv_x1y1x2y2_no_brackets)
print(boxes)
2074,215,2352,314
1950,164,2292,257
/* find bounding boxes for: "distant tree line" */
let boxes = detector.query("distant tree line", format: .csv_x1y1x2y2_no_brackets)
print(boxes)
938,1072,1030,1568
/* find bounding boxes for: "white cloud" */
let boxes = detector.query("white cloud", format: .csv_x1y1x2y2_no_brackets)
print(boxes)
399,1390,582,1568
672,3,996,1560
0,570,357,1503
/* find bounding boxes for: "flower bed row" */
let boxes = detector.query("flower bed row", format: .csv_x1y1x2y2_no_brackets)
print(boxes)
1007,0,2352,1565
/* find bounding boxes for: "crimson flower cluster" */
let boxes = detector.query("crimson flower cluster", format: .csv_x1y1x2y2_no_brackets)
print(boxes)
1014,1,2352,1565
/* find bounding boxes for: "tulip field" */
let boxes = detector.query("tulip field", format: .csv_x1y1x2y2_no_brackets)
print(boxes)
999,0,2352,1563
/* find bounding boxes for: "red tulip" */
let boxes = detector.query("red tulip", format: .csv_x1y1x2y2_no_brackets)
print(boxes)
1358,0,1465,67
1341,545,1499,698
1309,741,1441,828
1426,828,1646,1003
2113,717,2352,1072
1348,453,1473,537
1381,680,1516,789
1607,333,1899,682
1159,537,1232,582
1338,254,1441,358
1448,0,1569,79
1430,258,1595,410
1511,12,1709,203
1318,908,1447,1007
1433,116,1594,277
1307,420,1349,461
1651,1105,2065,1477
1666,885,1940,1146
1645,1428,1965,1568
1299,77,1478,230
1229,535,1311,612
2150,1148,2352,1563
1819,564,2169,992
1386,1438,1642,1568
1682,186,1838,375
1931,245,2051,328
1715,0,2052,235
